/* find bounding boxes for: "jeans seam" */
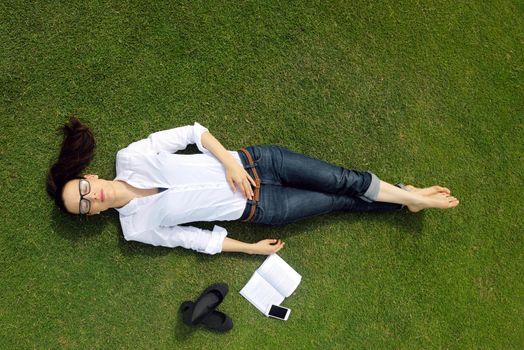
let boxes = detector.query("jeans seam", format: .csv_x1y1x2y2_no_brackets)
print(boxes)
277,146,284,186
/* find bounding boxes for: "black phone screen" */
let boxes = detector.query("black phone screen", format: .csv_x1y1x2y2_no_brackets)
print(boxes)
269,305,288,319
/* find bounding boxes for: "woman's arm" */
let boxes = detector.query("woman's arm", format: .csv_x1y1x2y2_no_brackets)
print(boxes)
123,225,284,255
121,123,210,154
201,131,237,168
201,131,256,200
222,237,285,255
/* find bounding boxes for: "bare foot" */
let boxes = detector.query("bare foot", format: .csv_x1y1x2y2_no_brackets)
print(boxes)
405,185,451,196
406,192,459,213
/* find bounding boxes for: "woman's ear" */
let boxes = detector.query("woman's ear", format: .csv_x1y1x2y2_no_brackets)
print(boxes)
84,174,99,180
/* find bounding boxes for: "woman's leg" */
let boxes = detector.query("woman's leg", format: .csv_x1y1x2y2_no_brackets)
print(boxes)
376,181,459,212
246,145,458,212
251,184,403,226
246,145,379,199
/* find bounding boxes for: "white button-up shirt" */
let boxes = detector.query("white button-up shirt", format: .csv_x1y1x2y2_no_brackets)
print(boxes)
114,122,247,255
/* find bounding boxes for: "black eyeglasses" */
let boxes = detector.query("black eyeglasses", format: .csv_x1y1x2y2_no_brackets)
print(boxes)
79,179,91,215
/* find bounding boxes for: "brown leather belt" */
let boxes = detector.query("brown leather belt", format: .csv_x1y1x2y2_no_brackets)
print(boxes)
239,147,261,222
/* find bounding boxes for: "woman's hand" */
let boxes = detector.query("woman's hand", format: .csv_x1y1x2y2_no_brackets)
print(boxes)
225,161,257,200
250,239,285,255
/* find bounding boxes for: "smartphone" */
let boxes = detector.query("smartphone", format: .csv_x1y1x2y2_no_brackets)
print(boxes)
266,304,291,321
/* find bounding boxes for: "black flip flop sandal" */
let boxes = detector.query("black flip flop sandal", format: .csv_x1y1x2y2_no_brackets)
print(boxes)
180,301,233,332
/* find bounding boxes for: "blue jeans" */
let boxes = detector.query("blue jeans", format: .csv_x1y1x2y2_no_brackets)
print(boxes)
237,145,402,226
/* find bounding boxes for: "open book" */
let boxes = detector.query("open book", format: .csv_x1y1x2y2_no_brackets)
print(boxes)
240,254,302,315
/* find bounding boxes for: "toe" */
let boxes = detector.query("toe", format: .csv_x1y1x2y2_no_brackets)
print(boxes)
440,186,451,194
433,186,449,194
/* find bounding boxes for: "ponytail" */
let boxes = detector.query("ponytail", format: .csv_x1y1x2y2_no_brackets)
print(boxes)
46,116,96,213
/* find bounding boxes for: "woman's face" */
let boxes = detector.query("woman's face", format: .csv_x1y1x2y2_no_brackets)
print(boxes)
62,175,115,215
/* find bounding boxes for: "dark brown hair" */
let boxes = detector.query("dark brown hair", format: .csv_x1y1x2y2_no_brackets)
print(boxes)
46,116,96,213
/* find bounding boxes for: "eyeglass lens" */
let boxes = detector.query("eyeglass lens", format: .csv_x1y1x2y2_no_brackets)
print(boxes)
80,179,90,195
79,179,91,214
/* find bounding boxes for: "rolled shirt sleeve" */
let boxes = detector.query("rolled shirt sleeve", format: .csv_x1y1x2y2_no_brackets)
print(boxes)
191,122,210,154
122,122,210,154
123,224,227,255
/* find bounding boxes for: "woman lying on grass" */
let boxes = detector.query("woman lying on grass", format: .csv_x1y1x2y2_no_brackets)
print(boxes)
46,118,459,255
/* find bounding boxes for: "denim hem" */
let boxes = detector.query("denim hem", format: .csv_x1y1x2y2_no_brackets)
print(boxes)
360,172,380,202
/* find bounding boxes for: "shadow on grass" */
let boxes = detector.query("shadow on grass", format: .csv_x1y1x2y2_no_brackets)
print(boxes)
173,315,197,342
52,202,424,256
50,206,111,242
231,209,426,242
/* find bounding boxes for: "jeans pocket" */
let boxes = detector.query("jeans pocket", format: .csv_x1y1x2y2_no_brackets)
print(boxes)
246,145,263,164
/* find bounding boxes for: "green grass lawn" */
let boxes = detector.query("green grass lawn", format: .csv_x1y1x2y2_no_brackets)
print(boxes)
1,0,523,348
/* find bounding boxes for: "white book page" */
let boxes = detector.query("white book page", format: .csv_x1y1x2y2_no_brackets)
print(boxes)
240,272,285,314
257,254,302,297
